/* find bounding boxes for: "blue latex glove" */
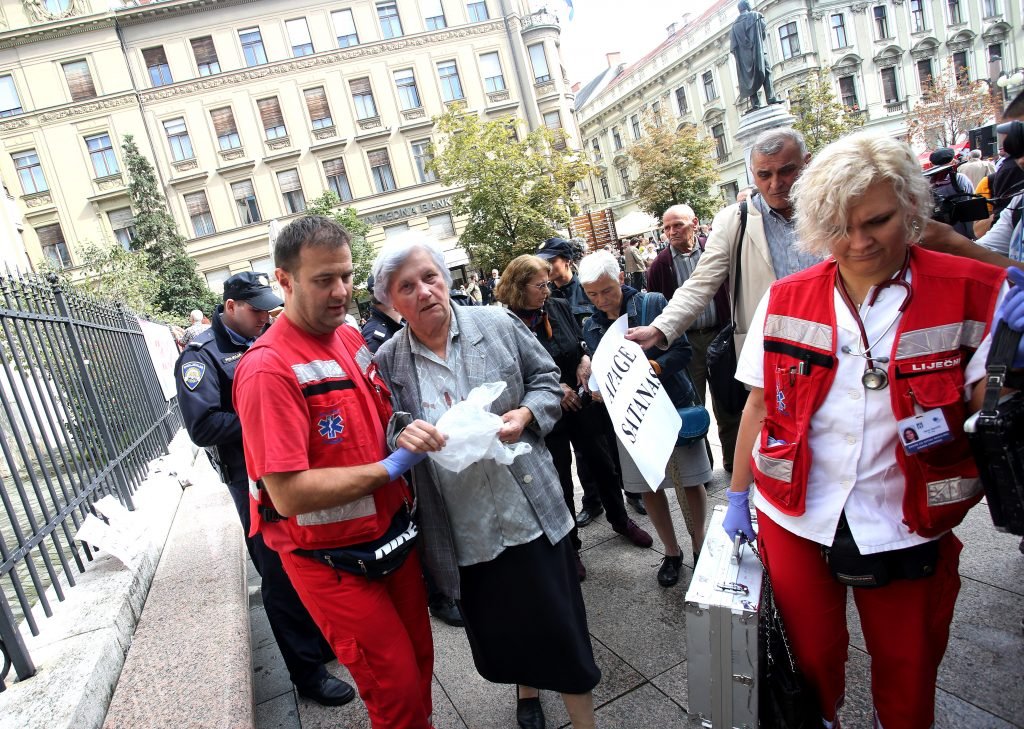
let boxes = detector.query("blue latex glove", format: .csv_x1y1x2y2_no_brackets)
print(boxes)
994,267,1024,368
723,489,756,543
380,447,427,481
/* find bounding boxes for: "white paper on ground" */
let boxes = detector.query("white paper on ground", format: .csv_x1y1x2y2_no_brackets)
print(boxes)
589,315,680,490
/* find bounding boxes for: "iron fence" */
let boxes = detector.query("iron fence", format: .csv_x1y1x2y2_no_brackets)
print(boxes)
0,269,181,690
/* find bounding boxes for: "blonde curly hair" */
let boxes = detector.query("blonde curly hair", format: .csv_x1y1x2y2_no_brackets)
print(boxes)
791,131,932,257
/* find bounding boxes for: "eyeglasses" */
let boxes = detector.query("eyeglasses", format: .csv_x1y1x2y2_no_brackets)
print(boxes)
526,282,550,292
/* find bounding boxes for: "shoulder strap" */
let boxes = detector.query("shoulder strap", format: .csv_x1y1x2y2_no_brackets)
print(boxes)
731,201,748,324
981,321,1023,416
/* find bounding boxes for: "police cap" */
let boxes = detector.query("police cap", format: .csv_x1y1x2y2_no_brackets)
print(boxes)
536,237,574,261
222,271,283,311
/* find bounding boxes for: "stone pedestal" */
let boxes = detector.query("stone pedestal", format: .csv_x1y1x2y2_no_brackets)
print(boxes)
734,103,797,186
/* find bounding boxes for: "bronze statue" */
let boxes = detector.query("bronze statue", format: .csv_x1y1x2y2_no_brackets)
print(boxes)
730,1,782,111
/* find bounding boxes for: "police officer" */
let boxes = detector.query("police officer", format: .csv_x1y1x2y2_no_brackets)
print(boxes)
359,275,466,627
174,271,355,706
360,276,404,355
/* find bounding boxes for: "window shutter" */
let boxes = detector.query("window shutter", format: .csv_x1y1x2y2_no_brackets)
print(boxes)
231,180,255,201
277,169,301,192
142,47,168,67
210,107,237,136
36,223,64,247
190,36,217,65
184,191,210,216
304,87,331,122
323,157,346,178
257,97,284,129
367,149,389,168
107,208,134,228
63,61,97,101
349,77,371,96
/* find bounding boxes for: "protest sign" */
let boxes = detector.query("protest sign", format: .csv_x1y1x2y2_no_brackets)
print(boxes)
137,318,179,402
589,315,680,490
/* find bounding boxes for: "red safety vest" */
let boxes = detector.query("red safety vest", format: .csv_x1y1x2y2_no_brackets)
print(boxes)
246,323,411,552
753,246,1004,538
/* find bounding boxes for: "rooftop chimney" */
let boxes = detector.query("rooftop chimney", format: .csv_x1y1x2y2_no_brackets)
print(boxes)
606,51,622,69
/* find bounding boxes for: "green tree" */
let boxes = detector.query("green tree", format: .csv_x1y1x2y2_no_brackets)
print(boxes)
427,108,593,272
790,67,865,155
626,109,721,221
306,191,375,293
122,134,218,321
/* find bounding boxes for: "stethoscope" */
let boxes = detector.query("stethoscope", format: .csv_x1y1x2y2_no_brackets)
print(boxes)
835,252,913,391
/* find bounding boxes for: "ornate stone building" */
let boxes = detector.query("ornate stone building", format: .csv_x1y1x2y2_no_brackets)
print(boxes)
573,0,1021,221
0,0,578,288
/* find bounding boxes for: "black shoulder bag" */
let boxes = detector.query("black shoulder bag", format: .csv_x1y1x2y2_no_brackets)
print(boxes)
967,321,1024,535
706,201,750,415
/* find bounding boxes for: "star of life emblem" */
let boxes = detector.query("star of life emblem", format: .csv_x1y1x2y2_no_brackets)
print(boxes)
317,412,345,441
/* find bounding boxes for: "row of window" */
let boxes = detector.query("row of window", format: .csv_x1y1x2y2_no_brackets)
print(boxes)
35,152,457,271
201,206,456,289
788,1,1003,61
0,38,552,120
14,126,439,215
137,2,491,89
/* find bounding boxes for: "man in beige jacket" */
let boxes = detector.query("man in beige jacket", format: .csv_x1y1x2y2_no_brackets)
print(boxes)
626,127,815,407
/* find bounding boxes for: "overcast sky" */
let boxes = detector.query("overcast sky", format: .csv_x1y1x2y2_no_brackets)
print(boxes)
547,0,722,84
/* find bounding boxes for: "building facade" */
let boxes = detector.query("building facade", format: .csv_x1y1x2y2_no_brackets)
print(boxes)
0,0,579,290
574,0,1021,221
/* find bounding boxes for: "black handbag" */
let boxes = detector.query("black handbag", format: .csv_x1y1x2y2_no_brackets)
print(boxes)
752,543,821,729
706,202,750,415
966,321,1024,535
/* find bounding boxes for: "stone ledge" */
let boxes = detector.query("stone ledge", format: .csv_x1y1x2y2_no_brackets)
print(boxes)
102,456,251,729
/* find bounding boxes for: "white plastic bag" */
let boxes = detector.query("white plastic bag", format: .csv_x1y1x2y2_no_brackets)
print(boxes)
428,381,532,472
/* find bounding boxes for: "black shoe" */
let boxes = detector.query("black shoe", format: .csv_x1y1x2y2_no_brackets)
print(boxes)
296,672,356,706
516,696,546,729
429,598,465,627
575,506,604,527
657,555,683,587
627,495,647,516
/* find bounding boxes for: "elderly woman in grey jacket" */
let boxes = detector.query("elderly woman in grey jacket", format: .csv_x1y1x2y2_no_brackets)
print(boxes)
372,235,599,729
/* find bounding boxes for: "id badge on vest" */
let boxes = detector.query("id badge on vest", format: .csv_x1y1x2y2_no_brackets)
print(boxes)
897,410,954,454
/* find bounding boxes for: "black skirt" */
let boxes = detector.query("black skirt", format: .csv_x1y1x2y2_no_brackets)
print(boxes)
457,535,601,694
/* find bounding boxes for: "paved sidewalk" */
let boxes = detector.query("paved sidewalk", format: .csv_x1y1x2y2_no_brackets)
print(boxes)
249,443,1024,729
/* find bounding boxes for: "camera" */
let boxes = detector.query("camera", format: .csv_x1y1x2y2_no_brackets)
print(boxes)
924,147,989,228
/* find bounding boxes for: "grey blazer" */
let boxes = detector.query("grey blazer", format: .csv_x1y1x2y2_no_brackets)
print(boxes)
374,304,572,599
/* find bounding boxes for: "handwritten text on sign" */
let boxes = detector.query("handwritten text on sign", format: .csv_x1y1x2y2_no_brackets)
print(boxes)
590,316,680,490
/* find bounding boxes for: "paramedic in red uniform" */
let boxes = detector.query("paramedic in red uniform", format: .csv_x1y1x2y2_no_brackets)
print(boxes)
233,216,434,729
724,132,1013,729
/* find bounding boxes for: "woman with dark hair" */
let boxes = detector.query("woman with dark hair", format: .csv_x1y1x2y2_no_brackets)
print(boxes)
495,255,653,581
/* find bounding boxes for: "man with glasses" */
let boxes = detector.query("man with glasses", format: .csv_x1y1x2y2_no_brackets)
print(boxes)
175,271,356,707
